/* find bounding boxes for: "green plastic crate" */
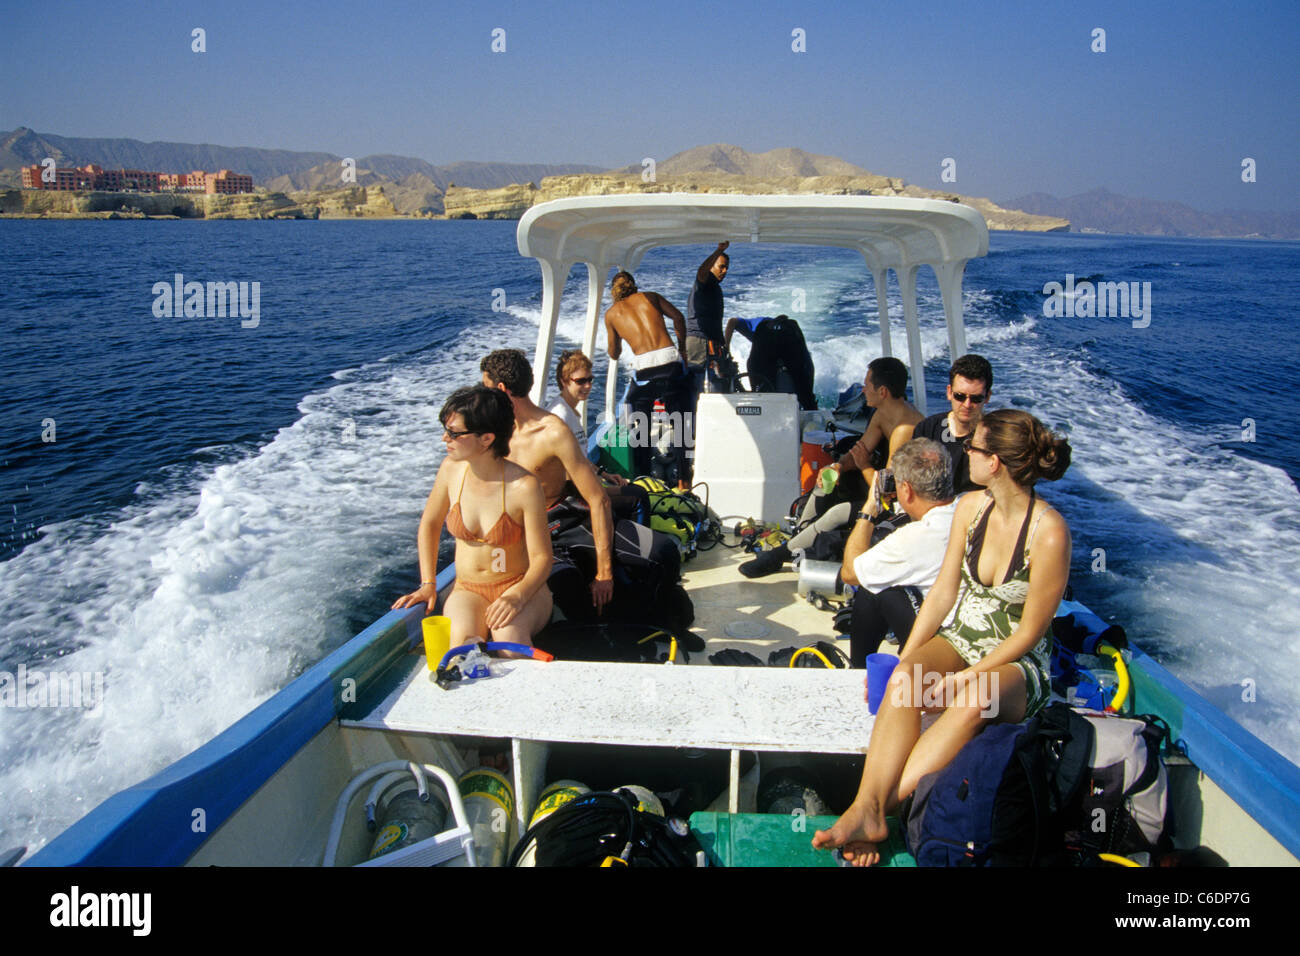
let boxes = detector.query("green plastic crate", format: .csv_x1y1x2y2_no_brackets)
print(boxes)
596,425,634,477
689,812,915,867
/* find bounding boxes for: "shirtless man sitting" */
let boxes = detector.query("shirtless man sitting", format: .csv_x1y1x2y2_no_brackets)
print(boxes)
833,356,924,489
480,349,614,611
739,357,922,578
603,271,692,486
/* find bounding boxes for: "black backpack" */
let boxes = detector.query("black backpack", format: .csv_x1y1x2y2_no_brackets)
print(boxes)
550,518,695,640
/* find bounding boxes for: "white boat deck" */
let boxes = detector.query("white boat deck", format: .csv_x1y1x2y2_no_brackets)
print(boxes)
342,537,874,754
682,531,850,661
343,658,872,754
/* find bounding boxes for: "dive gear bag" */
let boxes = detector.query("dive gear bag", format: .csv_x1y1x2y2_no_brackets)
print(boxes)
905,702,1169,866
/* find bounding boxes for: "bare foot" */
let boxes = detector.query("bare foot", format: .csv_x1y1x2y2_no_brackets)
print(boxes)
841,841,881,867
812,803,890,866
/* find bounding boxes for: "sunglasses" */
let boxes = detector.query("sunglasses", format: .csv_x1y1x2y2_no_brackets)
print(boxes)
952,391,987,405
962,437,995,457
442,426,480,440
568,376,595,386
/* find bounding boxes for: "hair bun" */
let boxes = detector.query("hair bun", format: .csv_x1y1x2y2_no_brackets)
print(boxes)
1034,427,1071,482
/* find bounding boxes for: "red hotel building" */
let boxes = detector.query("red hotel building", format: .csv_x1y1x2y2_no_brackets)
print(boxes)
21,164,253,194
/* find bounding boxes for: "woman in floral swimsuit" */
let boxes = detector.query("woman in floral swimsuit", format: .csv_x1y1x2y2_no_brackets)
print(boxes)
814,409,1072,865
393,386,553,650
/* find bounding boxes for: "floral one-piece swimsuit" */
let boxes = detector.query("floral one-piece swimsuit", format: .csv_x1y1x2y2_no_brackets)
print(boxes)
937,489,1053,718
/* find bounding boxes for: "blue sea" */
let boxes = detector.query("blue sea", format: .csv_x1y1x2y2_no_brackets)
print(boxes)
1,220,1298,855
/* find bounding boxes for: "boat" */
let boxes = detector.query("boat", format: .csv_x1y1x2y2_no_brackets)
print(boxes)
25,194,1300,867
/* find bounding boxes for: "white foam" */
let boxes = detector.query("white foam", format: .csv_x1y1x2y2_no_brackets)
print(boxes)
0,322,513,856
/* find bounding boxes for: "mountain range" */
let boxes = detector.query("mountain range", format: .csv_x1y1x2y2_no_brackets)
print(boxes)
1002,188,1298,240
3,127,1294,237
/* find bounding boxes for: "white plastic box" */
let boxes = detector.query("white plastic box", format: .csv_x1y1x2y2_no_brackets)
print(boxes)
691,392,801,523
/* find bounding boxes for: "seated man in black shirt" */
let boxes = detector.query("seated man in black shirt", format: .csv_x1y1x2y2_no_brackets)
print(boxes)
897,353,993,494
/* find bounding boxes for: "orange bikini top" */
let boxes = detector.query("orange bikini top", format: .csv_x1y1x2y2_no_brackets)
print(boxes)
446,464,525,547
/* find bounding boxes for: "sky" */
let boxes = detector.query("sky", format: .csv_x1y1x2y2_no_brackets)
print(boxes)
2,0,1297,212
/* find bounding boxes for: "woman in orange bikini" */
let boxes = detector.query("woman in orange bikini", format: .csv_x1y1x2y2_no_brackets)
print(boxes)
392,386,553,649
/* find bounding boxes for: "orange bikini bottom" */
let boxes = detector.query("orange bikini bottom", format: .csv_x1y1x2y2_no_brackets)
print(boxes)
453,573,525,604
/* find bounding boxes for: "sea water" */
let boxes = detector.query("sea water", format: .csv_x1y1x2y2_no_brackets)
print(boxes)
1,220,1297,855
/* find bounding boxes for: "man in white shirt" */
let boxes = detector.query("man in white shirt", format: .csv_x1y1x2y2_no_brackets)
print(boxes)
839,438,958,667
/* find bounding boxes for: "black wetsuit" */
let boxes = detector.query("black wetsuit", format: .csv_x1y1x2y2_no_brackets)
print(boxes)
914,411,982,494
626,357,690,483
733,316,817,410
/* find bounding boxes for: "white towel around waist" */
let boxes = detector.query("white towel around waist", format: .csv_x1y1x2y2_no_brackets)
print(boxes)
630,345,681,371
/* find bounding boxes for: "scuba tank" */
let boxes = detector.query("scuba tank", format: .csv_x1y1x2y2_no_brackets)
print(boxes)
613,784,664,817
459,767,515,867
516,780,593,867
529,780,591,828
367,782,449,860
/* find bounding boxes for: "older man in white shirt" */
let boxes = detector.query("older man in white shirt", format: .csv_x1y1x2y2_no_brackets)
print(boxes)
840,438,958,667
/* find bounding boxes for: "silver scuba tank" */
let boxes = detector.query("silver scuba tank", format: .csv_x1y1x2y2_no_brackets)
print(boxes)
367,783,449,860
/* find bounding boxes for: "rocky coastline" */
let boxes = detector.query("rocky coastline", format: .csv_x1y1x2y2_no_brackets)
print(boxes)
2,176,1067,232
441,173,1069,232
0,185,401,220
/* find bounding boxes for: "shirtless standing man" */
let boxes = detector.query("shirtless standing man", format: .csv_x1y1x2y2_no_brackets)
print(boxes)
480,349,614,612
603,271,691,485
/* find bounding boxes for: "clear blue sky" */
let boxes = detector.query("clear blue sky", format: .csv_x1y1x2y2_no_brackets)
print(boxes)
3,0,1296,211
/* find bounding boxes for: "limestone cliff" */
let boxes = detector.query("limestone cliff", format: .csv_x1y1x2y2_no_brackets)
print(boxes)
287,184,400,219
2,188,306,219
443,173,1069,232
2,184,401,220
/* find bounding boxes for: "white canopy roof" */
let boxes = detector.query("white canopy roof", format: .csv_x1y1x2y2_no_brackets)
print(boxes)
515,193,990,417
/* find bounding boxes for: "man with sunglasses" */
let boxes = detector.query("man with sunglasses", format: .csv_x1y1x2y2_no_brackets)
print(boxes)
900,353,993,494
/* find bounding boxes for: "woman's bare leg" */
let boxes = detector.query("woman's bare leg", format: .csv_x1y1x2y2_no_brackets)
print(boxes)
896,663,1027,799
443,588,489,647
812,637,966,865
492,586,553,654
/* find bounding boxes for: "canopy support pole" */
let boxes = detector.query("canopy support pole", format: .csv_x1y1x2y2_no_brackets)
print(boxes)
871,267,891,357
934,260,969,362
898,264,928,417
579,262,605,429
530,259,567,406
